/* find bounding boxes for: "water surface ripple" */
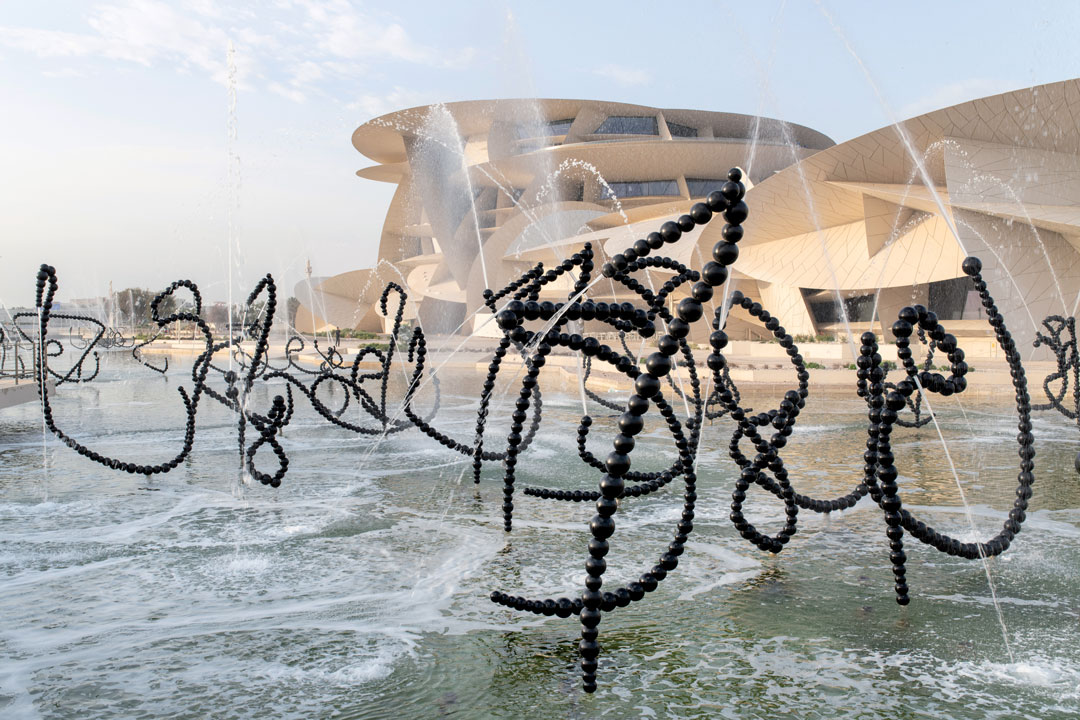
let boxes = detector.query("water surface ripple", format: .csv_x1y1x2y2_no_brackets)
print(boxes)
1,355,1077,719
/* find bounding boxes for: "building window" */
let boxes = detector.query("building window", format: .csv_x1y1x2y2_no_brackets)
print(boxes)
545,119,574,135
516,118,575,139
667,121,698,138
804,290,877,324
400,236,423,259
929,277,982,320
685,178,726,197
602,180,679,199
500,187,525,205
594,116,658,135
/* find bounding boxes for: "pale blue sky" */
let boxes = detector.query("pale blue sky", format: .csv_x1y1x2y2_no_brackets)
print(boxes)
1,0,1077,306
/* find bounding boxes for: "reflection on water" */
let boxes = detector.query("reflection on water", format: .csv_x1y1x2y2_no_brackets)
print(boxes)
0,353,1078,719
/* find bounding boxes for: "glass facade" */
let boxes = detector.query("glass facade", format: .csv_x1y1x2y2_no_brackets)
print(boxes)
399,236,423,259
685,178,726,197
804,281,985,324
602,180,679,199
667,121,698,138
515,118,575,139
546,119,574,135
805,291,877,324
594,116,659,135
929,277,984,320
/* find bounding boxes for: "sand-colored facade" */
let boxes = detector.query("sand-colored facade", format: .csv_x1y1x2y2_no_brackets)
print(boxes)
296,82,1080,349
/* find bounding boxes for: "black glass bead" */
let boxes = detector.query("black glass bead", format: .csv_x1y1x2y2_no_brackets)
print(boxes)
677,298,703,323
701,262,728,287
690,203,712,225
712,241,739,265
706,190,726,212
659,221,682,243
645,352,672,377
723,201,749,225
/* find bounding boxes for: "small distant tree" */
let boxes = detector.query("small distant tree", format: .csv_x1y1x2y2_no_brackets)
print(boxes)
111,288,176,327
206,302,229,328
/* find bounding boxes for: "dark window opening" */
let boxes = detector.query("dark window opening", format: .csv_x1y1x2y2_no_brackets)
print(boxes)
545,118,574,135
667,121,698,138
594,116,658,135
685,178,726,197
929,277,984,320
601,180,679,199
516,118,575,139
804,290,877,324
399,236,423,259
500,187,525,206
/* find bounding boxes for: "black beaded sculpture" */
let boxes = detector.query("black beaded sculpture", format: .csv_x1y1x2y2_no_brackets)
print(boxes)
482,170,1033,692
26,168,1039,694
7,308,108,385
0,325,30,380
1032,315,1080,472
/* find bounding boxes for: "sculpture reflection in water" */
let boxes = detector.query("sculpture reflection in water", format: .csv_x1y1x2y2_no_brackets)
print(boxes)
24,169,1044,692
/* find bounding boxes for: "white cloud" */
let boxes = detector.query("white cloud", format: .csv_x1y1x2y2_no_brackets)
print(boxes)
0,1,252,87
0,0,475,102
290,0,475,69
0,26,104,58
592,63,652,88
346,86,429,119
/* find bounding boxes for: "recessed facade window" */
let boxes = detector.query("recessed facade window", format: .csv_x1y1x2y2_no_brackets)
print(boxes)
400,236,423,258
685,178,726,197
667,121,698,138
594,116,658,135
602,180,679,199
929,277,983,320
515,118,575,139
806,292,877,324
545,119,574,135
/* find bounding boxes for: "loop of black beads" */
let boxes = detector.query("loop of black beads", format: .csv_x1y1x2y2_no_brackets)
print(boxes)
859,322,935,429
10,302,104,386
1032,314,1080,471
868,256,1035,569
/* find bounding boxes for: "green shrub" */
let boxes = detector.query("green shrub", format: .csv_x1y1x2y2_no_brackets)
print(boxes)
339,329,380,340
794,333,837,344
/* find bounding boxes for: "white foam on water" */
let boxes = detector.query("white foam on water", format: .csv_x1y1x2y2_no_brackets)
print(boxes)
259,645,403,686
924,653,1080,705
213,552,271,577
